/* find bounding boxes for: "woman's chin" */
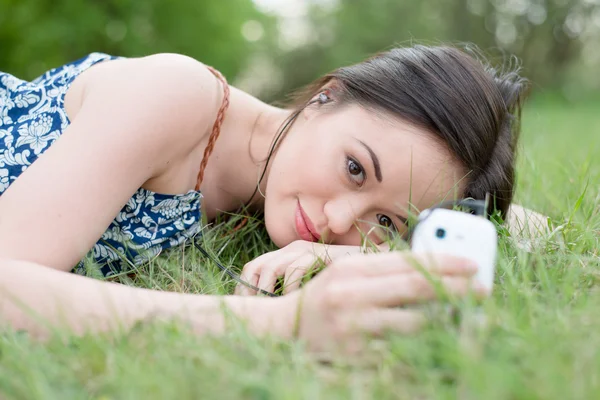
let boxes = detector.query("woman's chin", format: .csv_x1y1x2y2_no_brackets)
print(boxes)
264,222,292,248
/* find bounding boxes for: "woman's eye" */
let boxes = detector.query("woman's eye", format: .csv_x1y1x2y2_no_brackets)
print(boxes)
377,214,396,231
347,157,365,186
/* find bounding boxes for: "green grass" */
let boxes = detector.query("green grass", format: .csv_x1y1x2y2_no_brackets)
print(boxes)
2,95,600,399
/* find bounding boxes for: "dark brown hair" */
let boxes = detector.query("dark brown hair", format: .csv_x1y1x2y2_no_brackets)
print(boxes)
283,45,529,218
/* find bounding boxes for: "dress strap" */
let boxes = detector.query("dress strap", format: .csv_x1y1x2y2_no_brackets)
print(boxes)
195,65,230,191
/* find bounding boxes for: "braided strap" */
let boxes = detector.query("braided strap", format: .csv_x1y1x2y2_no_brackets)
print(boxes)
195,65,231,191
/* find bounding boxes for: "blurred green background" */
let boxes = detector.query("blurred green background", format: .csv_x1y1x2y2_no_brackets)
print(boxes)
1,0,599,104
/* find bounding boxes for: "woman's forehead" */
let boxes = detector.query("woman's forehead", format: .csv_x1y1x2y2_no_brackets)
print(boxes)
376,157,467,213
326,103,423,132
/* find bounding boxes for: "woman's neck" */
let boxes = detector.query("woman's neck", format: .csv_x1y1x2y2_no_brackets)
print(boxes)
199,86,293,219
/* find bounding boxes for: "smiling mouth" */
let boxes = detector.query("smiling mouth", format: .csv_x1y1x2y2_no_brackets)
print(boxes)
295,201,321,242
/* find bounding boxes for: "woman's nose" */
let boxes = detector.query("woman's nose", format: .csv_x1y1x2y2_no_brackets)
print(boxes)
323,196,369,237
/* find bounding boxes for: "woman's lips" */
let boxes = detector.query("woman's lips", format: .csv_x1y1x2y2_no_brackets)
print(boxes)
295,201,321,242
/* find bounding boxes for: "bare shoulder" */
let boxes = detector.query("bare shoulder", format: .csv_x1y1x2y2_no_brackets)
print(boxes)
73,53,223,152
85,52,221,98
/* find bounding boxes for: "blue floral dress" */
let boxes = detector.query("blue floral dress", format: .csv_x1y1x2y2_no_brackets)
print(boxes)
0,53,203,276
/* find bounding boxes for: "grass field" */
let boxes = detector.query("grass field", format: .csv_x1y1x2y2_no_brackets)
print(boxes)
1,95,600,399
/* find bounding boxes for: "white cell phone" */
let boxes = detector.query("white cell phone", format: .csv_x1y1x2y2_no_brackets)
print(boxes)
410,207,498,292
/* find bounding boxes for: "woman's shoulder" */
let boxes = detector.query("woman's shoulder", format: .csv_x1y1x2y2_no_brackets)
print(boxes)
71,52,224,147
84,52,220,94
58,52,227,194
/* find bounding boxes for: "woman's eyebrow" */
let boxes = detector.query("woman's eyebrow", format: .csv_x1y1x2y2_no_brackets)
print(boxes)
357,139,382,182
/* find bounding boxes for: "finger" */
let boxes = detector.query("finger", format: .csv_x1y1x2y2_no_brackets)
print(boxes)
237,251,285,296
344,252,478,275
235,271,260,296
255,252,310,295
256,267,279,295
240,251,280,280
283,254,326,294
237,258,271,296
283,263,309,294
349,308,427,336
331,252,478,278
328,274,487,308
236,263,260,296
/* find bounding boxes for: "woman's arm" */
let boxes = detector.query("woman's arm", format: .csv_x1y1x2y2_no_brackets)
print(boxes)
0,252,483,353
0,258,287,340
0,54,220,270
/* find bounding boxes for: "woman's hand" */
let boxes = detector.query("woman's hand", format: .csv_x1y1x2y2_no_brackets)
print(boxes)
276,251,487,354
234,240,369,296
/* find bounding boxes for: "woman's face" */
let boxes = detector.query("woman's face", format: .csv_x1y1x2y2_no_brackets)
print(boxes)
263,103,467,247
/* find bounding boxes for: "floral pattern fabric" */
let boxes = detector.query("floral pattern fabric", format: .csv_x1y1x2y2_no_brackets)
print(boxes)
0,53,203,276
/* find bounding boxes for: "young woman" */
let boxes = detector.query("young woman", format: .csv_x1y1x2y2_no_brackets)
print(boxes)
0,45,528,351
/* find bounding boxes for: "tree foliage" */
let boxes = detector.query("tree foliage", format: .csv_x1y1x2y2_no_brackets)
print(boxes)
1,0,597,100
0,0,272,80
266,0,600,101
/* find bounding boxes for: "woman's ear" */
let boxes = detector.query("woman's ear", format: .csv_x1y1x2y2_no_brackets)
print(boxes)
303,87,335,121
